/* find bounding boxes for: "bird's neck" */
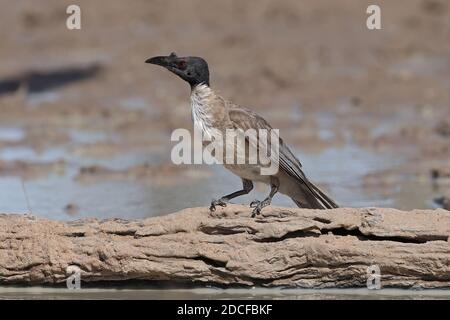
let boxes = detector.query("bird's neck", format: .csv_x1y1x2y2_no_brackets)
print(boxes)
191,83,213,98
190,84,215,111
190,84,217,133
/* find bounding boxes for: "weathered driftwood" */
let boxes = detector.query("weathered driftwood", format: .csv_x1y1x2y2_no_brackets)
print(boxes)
0,205,449,288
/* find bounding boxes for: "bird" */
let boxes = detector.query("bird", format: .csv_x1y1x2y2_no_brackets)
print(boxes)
146,52,338,217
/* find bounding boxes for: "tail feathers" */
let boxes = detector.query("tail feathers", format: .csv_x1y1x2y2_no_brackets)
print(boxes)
291,180,339,209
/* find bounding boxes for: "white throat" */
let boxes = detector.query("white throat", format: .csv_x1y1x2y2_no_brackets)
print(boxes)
190,84,215,137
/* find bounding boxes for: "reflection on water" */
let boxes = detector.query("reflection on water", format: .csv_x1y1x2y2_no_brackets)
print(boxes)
0,142,169,220
68,129,118,144
1,286,449,300
0,126,26,142
298,145,401,208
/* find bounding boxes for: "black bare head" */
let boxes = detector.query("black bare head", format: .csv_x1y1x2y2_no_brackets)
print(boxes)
145,52,209,88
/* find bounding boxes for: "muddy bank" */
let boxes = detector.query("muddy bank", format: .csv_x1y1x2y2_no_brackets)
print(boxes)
1,205,449,288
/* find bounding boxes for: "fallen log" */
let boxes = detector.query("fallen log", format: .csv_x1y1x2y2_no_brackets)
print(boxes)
0,205,449,288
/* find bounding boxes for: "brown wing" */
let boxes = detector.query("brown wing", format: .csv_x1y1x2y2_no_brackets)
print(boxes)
227,104,339,209
227,104,305,179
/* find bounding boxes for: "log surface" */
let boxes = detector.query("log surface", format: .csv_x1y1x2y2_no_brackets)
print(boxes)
1,205,450,288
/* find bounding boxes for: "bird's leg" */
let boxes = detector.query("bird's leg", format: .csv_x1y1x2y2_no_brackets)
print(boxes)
210,179,253,212
250,177,279,217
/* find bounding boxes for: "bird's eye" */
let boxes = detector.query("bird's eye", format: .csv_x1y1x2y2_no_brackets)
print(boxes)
177,60,187,70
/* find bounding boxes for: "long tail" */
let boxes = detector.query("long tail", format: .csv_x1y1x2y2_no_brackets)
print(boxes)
291,179,339,209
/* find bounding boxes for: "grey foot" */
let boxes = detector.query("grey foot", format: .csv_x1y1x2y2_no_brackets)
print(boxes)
250,199,270,217
210,198,227,212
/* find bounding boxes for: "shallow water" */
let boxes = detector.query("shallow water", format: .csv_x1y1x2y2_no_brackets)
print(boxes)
0,140,403,220
0,119,439,220
0,126,26,142
1,286,449,300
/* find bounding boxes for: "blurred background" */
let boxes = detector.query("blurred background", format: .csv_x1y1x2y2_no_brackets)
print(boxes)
0,0,449,220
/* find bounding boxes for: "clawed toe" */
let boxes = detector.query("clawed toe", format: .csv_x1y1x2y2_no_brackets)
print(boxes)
249,200,260,208
210,199,227,212
250,200,263,217
250,199,270,218
251,207,261,218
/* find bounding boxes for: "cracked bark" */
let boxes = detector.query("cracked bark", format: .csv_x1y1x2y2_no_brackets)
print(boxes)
0,205,449,288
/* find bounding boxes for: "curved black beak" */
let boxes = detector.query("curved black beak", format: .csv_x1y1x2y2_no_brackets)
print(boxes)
145,52,178,68
145,56,169,67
